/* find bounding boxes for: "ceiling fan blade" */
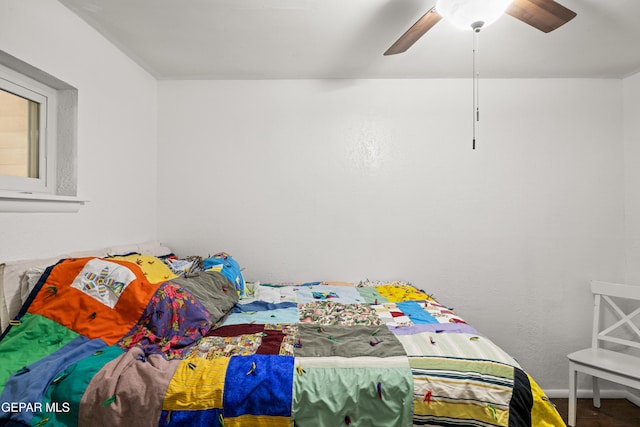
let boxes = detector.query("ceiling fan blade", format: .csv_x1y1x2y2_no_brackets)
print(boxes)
506,0,577,33
384,8,442,56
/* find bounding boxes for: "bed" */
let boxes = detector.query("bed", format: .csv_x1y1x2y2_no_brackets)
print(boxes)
0,245,565,427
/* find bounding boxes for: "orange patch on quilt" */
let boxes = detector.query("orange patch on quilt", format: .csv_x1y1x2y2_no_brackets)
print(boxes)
27,257,161,345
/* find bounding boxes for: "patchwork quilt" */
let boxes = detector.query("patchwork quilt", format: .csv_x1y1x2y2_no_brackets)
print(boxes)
0,255,566,426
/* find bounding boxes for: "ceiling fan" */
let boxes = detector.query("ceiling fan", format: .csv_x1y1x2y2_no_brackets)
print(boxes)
384,0,577,56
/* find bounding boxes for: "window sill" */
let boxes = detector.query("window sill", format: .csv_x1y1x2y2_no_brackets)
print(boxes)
0,192,87,213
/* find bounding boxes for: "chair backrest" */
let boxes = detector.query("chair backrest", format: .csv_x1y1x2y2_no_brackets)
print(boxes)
590,280,640,350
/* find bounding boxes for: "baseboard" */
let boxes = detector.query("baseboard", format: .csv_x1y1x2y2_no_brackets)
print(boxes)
545,388,640,407
544,389,629,399
627,391,640,407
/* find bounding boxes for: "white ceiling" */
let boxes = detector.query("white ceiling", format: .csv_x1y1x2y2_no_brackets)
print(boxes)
58,0,640,80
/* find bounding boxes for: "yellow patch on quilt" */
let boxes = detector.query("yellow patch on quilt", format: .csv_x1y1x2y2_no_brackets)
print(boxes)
163,357,230,410
527,374,566,427
414,399,508,426
109,254,177,283
205,265,223,273
223,415,291,427
375,285,432,302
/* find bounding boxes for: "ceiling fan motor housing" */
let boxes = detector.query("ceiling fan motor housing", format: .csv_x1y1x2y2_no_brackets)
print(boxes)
436,0,513,30
471,21,484,32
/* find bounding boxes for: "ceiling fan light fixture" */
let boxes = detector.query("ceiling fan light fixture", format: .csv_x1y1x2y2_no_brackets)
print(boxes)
436,0,514,31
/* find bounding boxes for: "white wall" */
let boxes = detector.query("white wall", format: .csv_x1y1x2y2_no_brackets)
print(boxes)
623,71,640,402
624,71,640,284
158,78,624,390
0,0,158,261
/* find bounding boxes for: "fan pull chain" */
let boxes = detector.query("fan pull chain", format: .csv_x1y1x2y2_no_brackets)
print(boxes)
472,26,480,150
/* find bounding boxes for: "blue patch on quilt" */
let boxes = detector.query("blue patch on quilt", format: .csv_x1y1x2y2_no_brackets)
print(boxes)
0,336,106,425
223,354,294,418
203,253,245,296
396,301,438,324
312,291,338,300
222,309,299,326
222,301,299,326
233,301,298,312
295,285,365,304
159,408,222,427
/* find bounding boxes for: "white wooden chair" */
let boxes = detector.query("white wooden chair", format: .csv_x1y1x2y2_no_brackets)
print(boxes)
567,280,640,426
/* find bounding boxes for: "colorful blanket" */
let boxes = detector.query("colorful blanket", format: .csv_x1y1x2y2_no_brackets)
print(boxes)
0,256,565,426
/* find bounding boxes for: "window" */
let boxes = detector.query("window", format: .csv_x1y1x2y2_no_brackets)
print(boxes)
0,64,54,193
0,50,83,212
0,89,40,179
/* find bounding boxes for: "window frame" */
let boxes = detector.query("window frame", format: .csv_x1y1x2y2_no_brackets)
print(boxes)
0,50,84,213
0,65,56,194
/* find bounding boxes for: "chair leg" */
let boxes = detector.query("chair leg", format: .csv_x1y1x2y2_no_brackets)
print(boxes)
592,376,601,408
569,363,578,427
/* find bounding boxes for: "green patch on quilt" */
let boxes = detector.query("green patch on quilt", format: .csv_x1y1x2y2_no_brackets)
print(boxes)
292,366,413,426
171,271,239,323
0,313,78,396
355,286,389,304
409,356,515,380
293,324,406,358
34,345,124,427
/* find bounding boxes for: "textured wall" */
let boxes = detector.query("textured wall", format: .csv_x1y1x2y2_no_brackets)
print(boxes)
158,78,624,392
624,72,640,284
